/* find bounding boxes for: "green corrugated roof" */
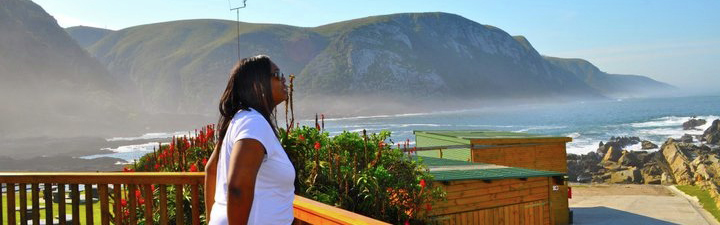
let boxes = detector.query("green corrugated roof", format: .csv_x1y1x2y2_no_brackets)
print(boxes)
414,156,564,181
414,130,563,140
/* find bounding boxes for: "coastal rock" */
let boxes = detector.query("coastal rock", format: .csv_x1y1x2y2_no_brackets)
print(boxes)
609,167,642,184
596,138,637,155
618,151,641,167
683,118,707,130
704,119,720,145
641,141,658,149
661,172,675,185
695,163,713,181
641,164,663,184
566,152,602,182
609,136,641,148
661,140,695,185
602,146,623,162
680,134,694,143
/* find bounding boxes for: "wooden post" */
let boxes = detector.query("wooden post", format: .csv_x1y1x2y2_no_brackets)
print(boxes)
191,184,200,225
44,183,53,225
6,183,16,224
160,184,168,225
144,184,153,224
32,183,39,225
58,183,66,225
71,184,80,225
19,183,27,225
175,184,184,225
85,184,94,224
0,184,3,223
99,184,109,225
113,184,122,225
129,184,137,224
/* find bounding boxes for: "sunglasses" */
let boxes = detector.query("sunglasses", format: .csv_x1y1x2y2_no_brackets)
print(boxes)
272,71,286,82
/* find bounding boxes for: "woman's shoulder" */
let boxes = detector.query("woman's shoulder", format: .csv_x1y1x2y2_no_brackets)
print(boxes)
229,109,270,131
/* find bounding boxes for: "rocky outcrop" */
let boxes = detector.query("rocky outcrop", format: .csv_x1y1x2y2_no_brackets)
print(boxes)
567,152,602,182
597,136,640,155
683,118,707,130
609,167,642,184
642,140,658,149
704,120,720,145
661,139,694,185
680,134,694,143
618,150,641,167
641,163,663,184
602,146,623,162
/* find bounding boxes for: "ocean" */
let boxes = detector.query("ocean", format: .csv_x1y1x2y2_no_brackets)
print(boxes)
83,95,720,162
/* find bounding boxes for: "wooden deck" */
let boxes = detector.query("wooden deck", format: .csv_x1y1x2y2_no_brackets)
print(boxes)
0,172,387,225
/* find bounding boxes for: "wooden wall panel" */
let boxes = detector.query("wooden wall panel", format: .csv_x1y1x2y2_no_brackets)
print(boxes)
432,200,549,225
471,143,568,173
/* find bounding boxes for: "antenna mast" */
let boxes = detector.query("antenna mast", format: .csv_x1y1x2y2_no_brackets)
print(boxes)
229,0,248,61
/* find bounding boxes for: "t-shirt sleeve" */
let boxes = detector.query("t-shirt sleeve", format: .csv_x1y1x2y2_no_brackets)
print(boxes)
228,115,276,156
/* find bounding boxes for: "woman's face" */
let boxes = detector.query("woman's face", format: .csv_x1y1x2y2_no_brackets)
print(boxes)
270,62,288,106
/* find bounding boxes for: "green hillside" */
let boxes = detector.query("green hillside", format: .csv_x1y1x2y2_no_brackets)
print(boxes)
62,12,672,115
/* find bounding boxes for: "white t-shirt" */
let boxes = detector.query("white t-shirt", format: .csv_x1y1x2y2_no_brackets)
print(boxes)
210,108,296,225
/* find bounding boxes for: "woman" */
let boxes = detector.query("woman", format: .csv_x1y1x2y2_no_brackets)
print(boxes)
204,55,294,225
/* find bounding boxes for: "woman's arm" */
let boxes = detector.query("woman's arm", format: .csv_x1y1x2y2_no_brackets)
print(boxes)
227,139,265,225
204,144,220,221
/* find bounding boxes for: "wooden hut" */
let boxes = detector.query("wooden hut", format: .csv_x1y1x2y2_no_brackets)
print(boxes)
415,130,572,224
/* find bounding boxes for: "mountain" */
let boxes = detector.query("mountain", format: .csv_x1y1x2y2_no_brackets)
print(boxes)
543,56,674,98
0,0,133,138
65,26,113,48
67,12,671,115
80,19,328,113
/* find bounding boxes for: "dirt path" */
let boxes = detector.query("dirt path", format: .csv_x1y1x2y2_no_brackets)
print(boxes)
569,184,718,225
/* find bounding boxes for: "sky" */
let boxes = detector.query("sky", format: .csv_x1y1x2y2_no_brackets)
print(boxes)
33,0,720,91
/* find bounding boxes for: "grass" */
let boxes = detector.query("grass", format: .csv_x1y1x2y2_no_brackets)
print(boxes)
2,192,106,224
676,185,720,222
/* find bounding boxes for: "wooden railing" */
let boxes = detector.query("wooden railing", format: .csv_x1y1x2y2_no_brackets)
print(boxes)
0,172,388,225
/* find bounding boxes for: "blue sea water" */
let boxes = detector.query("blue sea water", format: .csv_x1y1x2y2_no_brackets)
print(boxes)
84,95,720,162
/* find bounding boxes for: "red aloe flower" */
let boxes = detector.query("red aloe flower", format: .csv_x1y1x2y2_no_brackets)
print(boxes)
419,179,426,188
120,198,127,207
314,142,321,150
202,158,208,166
154,164,160,171
190,164,198,172
298,134,305,142
135,189,141,198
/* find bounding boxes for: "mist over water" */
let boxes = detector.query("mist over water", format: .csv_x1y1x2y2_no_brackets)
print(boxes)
91,95,720,162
